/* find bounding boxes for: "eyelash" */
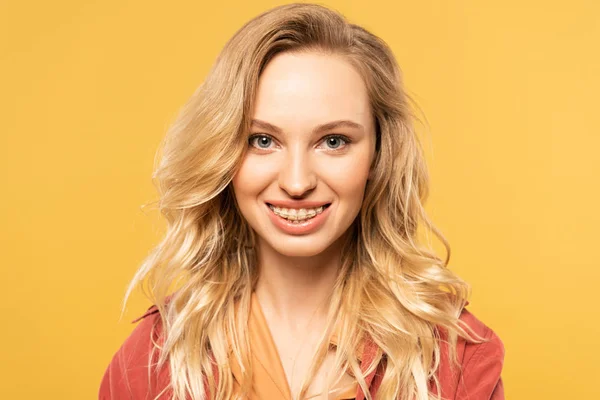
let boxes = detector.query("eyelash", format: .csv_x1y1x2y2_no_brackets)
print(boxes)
247,134,352,152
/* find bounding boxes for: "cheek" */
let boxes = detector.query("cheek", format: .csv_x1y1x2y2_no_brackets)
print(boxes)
232,155,278,200
320,155,371,199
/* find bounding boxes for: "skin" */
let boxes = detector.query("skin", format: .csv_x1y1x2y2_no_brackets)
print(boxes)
231,51,376,397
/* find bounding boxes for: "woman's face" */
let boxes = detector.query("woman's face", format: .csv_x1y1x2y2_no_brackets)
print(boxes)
232,51,376,257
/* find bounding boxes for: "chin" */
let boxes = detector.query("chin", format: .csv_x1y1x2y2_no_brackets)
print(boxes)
268,238,333,258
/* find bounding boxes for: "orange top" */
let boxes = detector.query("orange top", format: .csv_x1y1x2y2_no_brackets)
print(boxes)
229,291,358,399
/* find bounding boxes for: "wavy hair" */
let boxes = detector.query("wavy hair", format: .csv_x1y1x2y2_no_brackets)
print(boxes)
123,3,482,400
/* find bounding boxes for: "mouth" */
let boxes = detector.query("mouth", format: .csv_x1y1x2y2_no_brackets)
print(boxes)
266,203,332,224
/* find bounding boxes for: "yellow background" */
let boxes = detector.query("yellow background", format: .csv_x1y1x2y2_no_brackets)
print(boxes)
1,1,598,398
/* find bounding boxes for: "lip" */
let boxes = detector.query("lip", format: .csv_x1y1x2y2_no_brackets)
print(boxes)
264,199,331,209
264,202,332,235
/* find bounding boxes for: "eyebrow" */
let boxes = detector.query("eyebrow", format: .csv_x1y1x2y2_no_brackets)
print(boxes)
250,119,365,135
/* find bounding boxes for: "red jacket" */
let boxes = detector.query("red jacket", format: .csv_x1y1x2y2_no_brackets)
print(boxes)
99,305,504,399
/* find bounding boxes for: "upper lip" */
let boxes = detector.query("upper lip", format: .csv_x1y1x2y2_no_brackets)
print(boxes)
265,200,331,209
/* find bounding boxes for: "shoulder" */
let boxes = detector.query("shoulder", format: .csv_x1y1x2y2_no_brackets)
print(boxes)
98,305,171,400
435,307,505,400
456,308,505,374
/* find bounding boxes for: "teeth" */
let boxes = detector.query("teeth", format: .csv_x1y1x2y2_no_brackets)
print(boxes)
269,204,328,221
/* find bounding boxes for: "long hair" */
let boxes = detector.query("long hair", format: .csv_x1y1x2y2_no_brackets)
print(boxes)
123,3,482,399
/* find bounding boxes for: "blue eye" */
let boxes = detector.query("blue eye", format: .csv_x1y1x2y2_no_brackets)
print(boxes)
325,136,344,149
322,135,350,150
248,133,351,152
249,135,273,149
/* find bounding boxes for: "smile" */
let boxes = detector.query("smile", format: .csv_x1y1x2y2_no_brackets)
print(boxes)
265,202,332,235
267,204,331,222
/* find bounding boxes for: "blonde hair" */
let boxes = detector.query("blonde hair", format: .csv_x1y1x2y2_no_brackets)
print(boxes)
123,3,482,400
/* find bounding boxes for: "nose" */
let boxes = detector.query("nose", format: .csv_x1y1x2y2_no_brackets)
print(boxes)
278,148,317,197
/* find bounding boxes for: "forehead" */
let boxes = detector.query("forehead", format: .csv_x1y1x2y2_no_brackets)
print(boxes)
252,51,372,129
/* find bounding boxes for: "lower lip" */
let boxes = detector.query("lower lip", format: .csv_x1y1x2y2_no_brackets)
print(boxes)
265,203,331,235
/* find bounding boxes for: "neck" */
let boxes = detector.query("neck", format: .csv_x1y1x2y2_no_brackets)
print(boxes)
254,236,345,331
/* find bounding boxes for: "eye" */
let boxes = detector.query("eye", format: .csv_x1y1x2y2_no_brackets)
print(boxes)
321,134,350,151
248,133,351,152
248,134,274,150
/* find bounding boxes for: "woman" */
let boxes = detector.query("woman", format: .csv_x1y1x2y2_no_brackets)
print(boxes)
99,3,504,400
